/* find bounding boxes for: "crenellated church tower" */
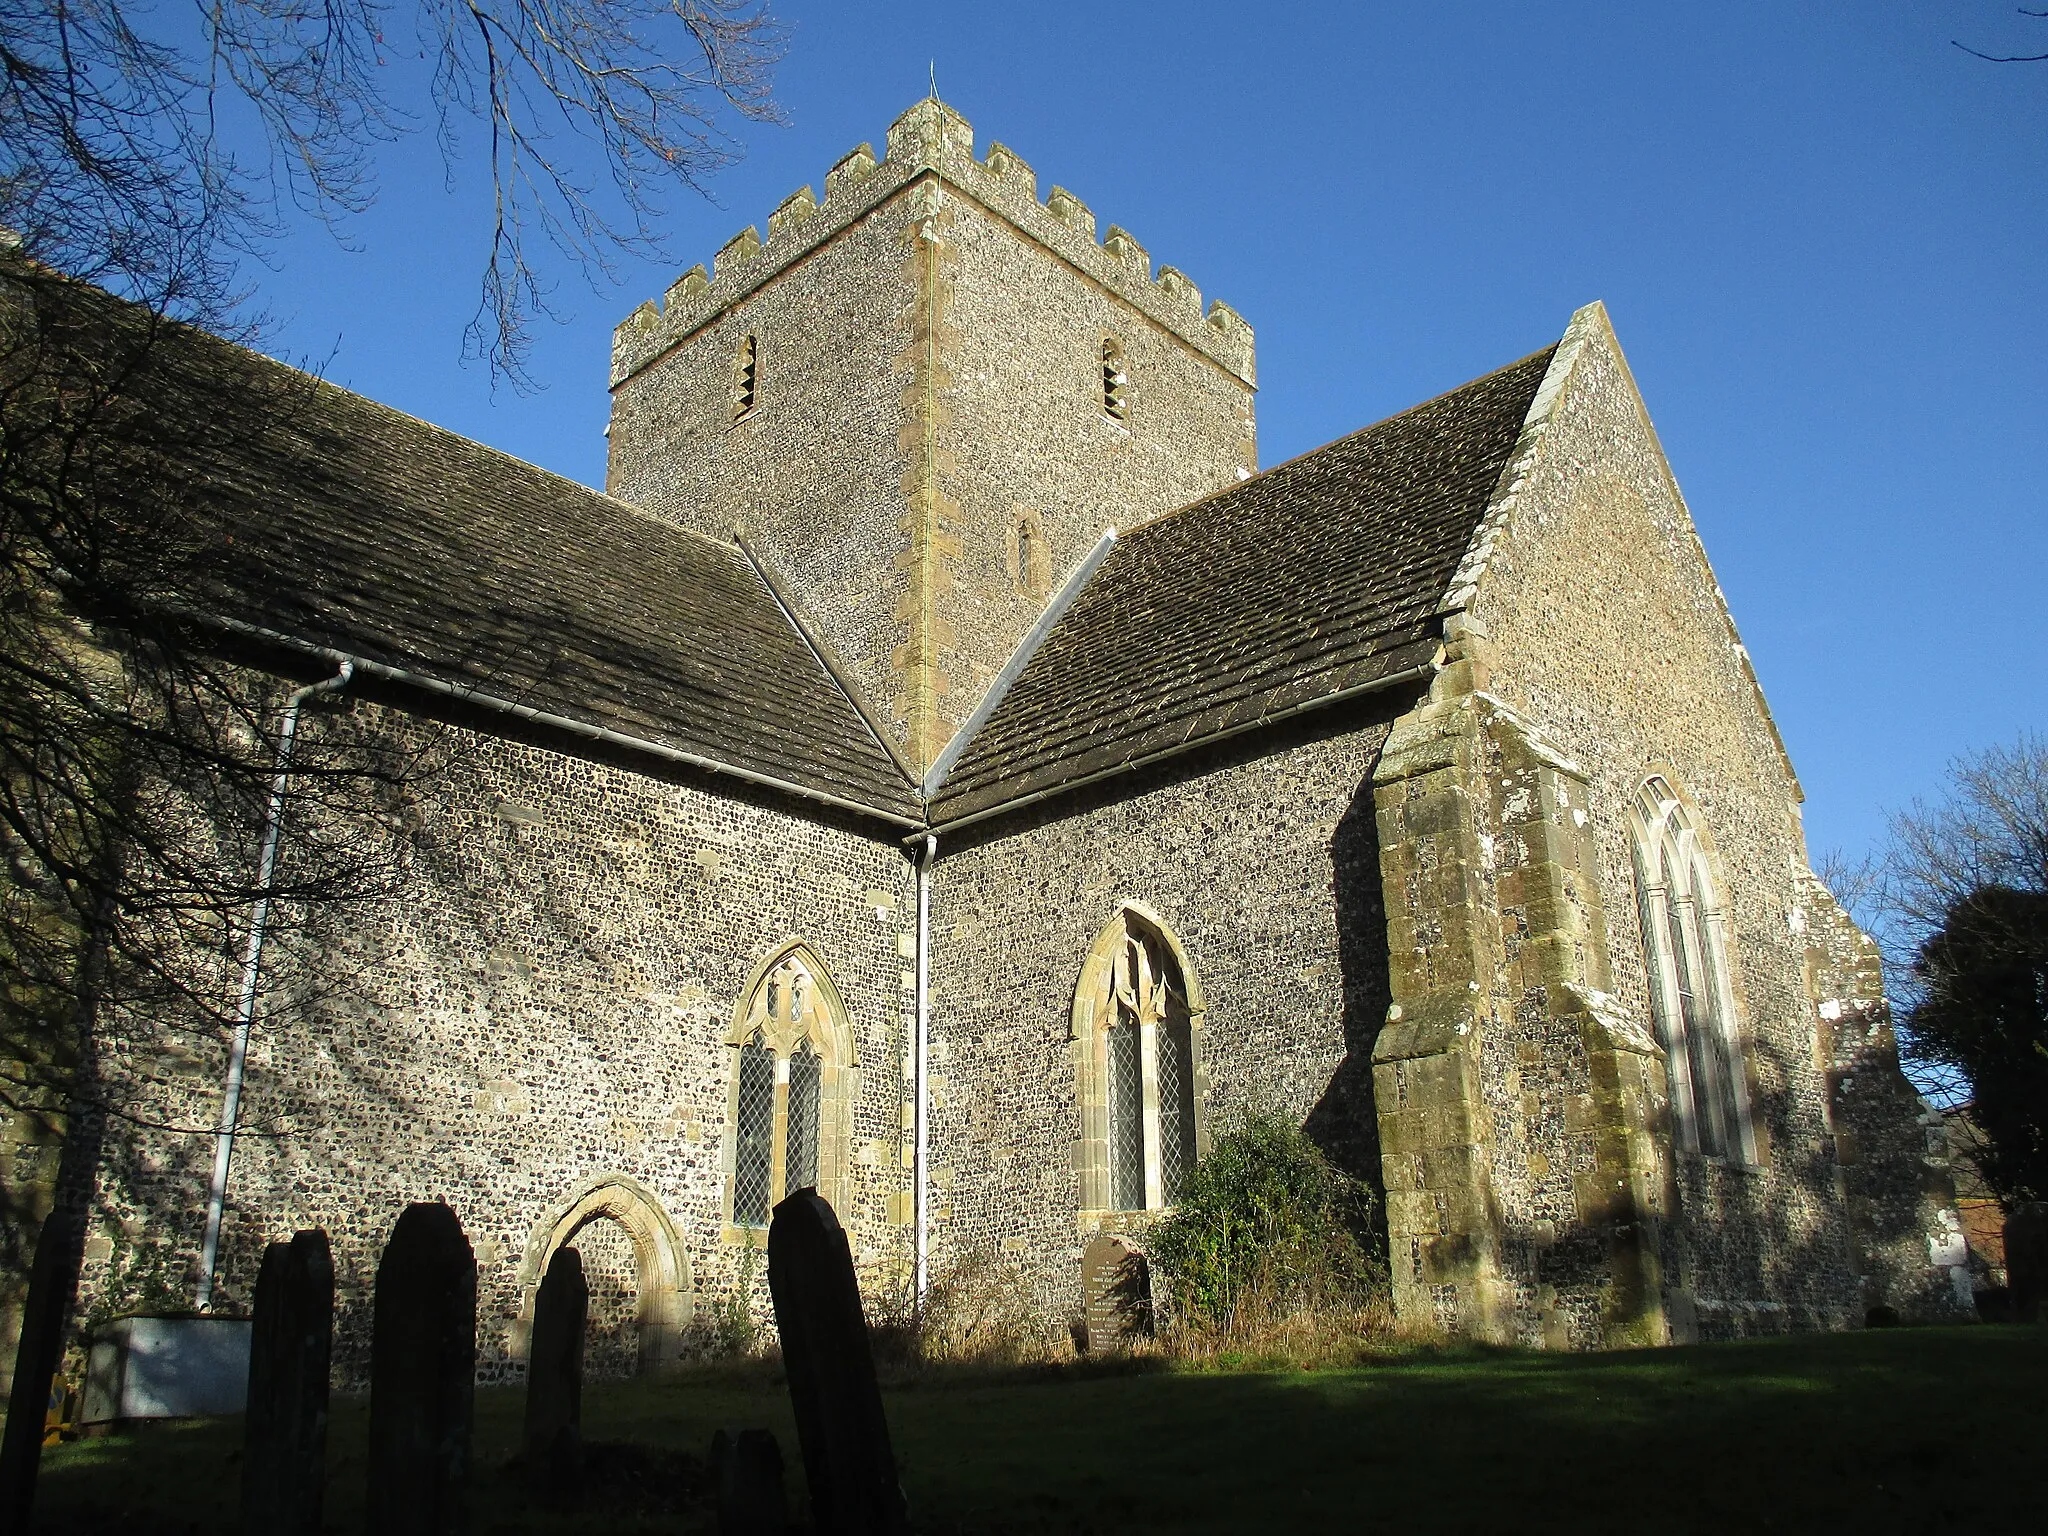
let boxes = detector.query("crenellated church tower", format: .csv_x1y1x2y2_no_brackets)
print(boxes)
605,98,1258,769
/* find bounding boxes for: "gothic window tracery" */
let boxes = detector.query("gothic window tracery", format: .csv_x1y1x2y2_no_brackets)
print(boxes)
1630,778,1755,1164
1077,907,1203,1213
724,946,852,1231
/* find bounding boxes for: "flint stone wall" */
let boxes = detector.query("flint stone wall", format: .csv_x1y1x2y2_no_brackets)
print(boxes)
76,699,916,1385
927,703,1401,1327
1802,878,1972,1319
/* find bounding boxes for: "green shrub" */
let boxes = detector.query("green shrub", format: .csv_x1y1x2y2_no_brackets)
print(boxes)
1145,1110,1385,1334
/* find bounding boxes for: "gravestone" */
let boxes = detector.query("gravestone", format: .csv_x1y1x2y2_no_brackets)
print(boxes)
242,1228,333,1534
766,1191,906,1536
367,1202,476,1535
709,1426,790,1535
0,1211,75,1525
2007,1200,2047,1324
1081,1233,1152,1351
523,1245,587,1494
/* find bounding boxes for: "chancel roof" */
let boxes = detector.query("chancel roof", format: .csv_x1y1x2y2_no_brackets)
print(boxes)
927,346,1558,824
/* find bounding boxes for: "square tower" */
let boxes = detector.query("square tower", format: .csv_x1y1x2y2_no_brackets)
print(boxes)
606,99,1257,769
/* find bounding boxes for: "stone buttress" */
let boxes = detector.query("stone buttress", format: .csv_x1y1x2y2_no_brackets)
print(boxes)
1373,617,1672,1347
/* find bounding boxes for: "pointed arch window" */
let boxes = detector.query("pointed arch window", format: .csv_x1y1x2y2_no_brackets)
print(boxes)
724,945,855,1232
1076,907,1205,1213
1631,779,1755,1164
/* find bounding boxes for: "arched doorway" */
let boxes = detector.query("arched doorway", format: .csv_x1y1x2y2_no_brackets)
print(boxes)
566,1214,642,1378
515,1173,692,1376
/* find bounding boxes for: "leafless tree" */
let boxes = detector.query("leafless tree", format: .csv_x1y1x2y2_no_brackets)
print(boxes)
1849,735,2048,1201
1955,6,2048,63
0,252,472,1512
0,4,780,1502
0,0,785,374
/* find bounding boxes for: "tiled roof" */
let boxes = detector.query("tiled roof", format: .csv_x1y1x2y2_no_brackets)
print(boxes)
117,302,922,823
928,346,1558,823
37,266,1558,836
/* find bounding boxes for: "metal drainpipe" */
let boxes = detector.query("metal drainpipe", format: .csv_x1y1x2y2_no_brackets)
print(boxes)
195,659,354,1310
913,832,936,1307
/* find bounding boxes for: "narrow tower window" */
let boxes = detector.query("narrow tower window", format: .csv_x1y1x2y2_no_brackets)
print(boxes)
1101,338,1128,423
1010,507,1052,598
732,334,760,420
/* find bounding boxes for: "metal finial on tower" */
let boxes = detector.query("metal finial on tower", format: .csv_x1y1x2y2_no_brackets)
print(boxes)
929,60,938,100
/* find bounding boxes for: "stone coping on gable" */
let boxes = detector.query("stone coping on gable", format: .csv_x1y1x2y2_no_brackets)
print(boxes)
610,98,1255,390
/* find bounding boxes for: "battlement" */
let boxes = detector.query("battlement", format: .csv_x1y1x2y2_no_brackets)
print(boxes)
611,97,1254,388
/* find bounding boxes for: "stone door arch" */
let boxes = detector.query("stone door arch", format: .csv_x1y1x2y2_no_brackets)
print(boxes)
514,1173,693,1375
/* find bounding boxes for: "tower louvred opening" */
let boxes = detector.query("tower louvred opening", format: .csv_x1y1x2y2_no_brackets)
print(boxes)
732,334,760,419
1101,337,1128,422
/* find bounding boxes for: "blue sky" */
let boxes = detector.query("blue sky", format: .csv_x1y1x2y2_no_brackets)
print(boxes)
246,1,2047,868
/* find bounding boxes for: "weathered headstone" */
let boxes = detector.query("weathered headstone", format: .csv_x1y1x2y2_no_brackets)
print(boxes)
522,1245,587,1494
767,1191,906,1536
2007,1200,2048,1324
242,1227,334,1535
1081,1232,1152,1351
367,1202,476,1535
709,1426,790,1535
0,1212,77,1526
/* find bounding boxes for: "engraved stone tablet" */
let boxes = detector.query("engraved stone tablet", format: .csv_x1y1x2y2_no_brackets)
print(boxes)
1081,1233,1151,1351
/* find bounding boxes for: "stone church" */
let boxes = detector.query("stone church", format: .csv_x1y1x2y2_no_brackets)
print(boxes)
61,96,1973,1375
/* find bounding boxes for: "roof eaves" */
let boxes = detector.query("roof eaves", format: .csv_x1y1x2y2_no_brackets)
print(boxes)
176,606,929,830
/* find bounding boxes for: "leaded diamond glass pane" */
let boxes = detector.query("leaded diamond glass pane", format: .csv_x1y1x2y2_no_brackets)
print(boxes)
1108,1018,1145,1211
786,1044,821,1193
1668,899,1727,1158
734,1037,775,1226
1632,856,1678,1056
1157,1016,1196,1204
1696,915,1745,1159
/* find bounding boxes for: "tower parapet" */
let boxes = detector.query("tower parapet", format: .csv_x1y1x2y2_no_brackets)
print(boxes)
611,98,1255,390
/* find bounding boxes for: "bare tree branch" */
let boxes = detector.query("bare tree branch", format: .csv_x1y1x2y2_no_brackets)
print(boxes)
0,1,783,373
1953,5,2048,63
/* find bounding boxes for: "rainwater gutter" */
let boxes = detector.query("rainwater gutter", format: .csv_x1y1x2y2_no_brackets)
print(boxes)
196,658,354,1310
177,611,926,832
920,659,1440,839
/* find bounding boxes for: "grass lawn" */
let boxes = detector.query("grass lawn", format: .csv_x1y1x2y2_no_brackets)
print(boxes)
30,1325,2045,1533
